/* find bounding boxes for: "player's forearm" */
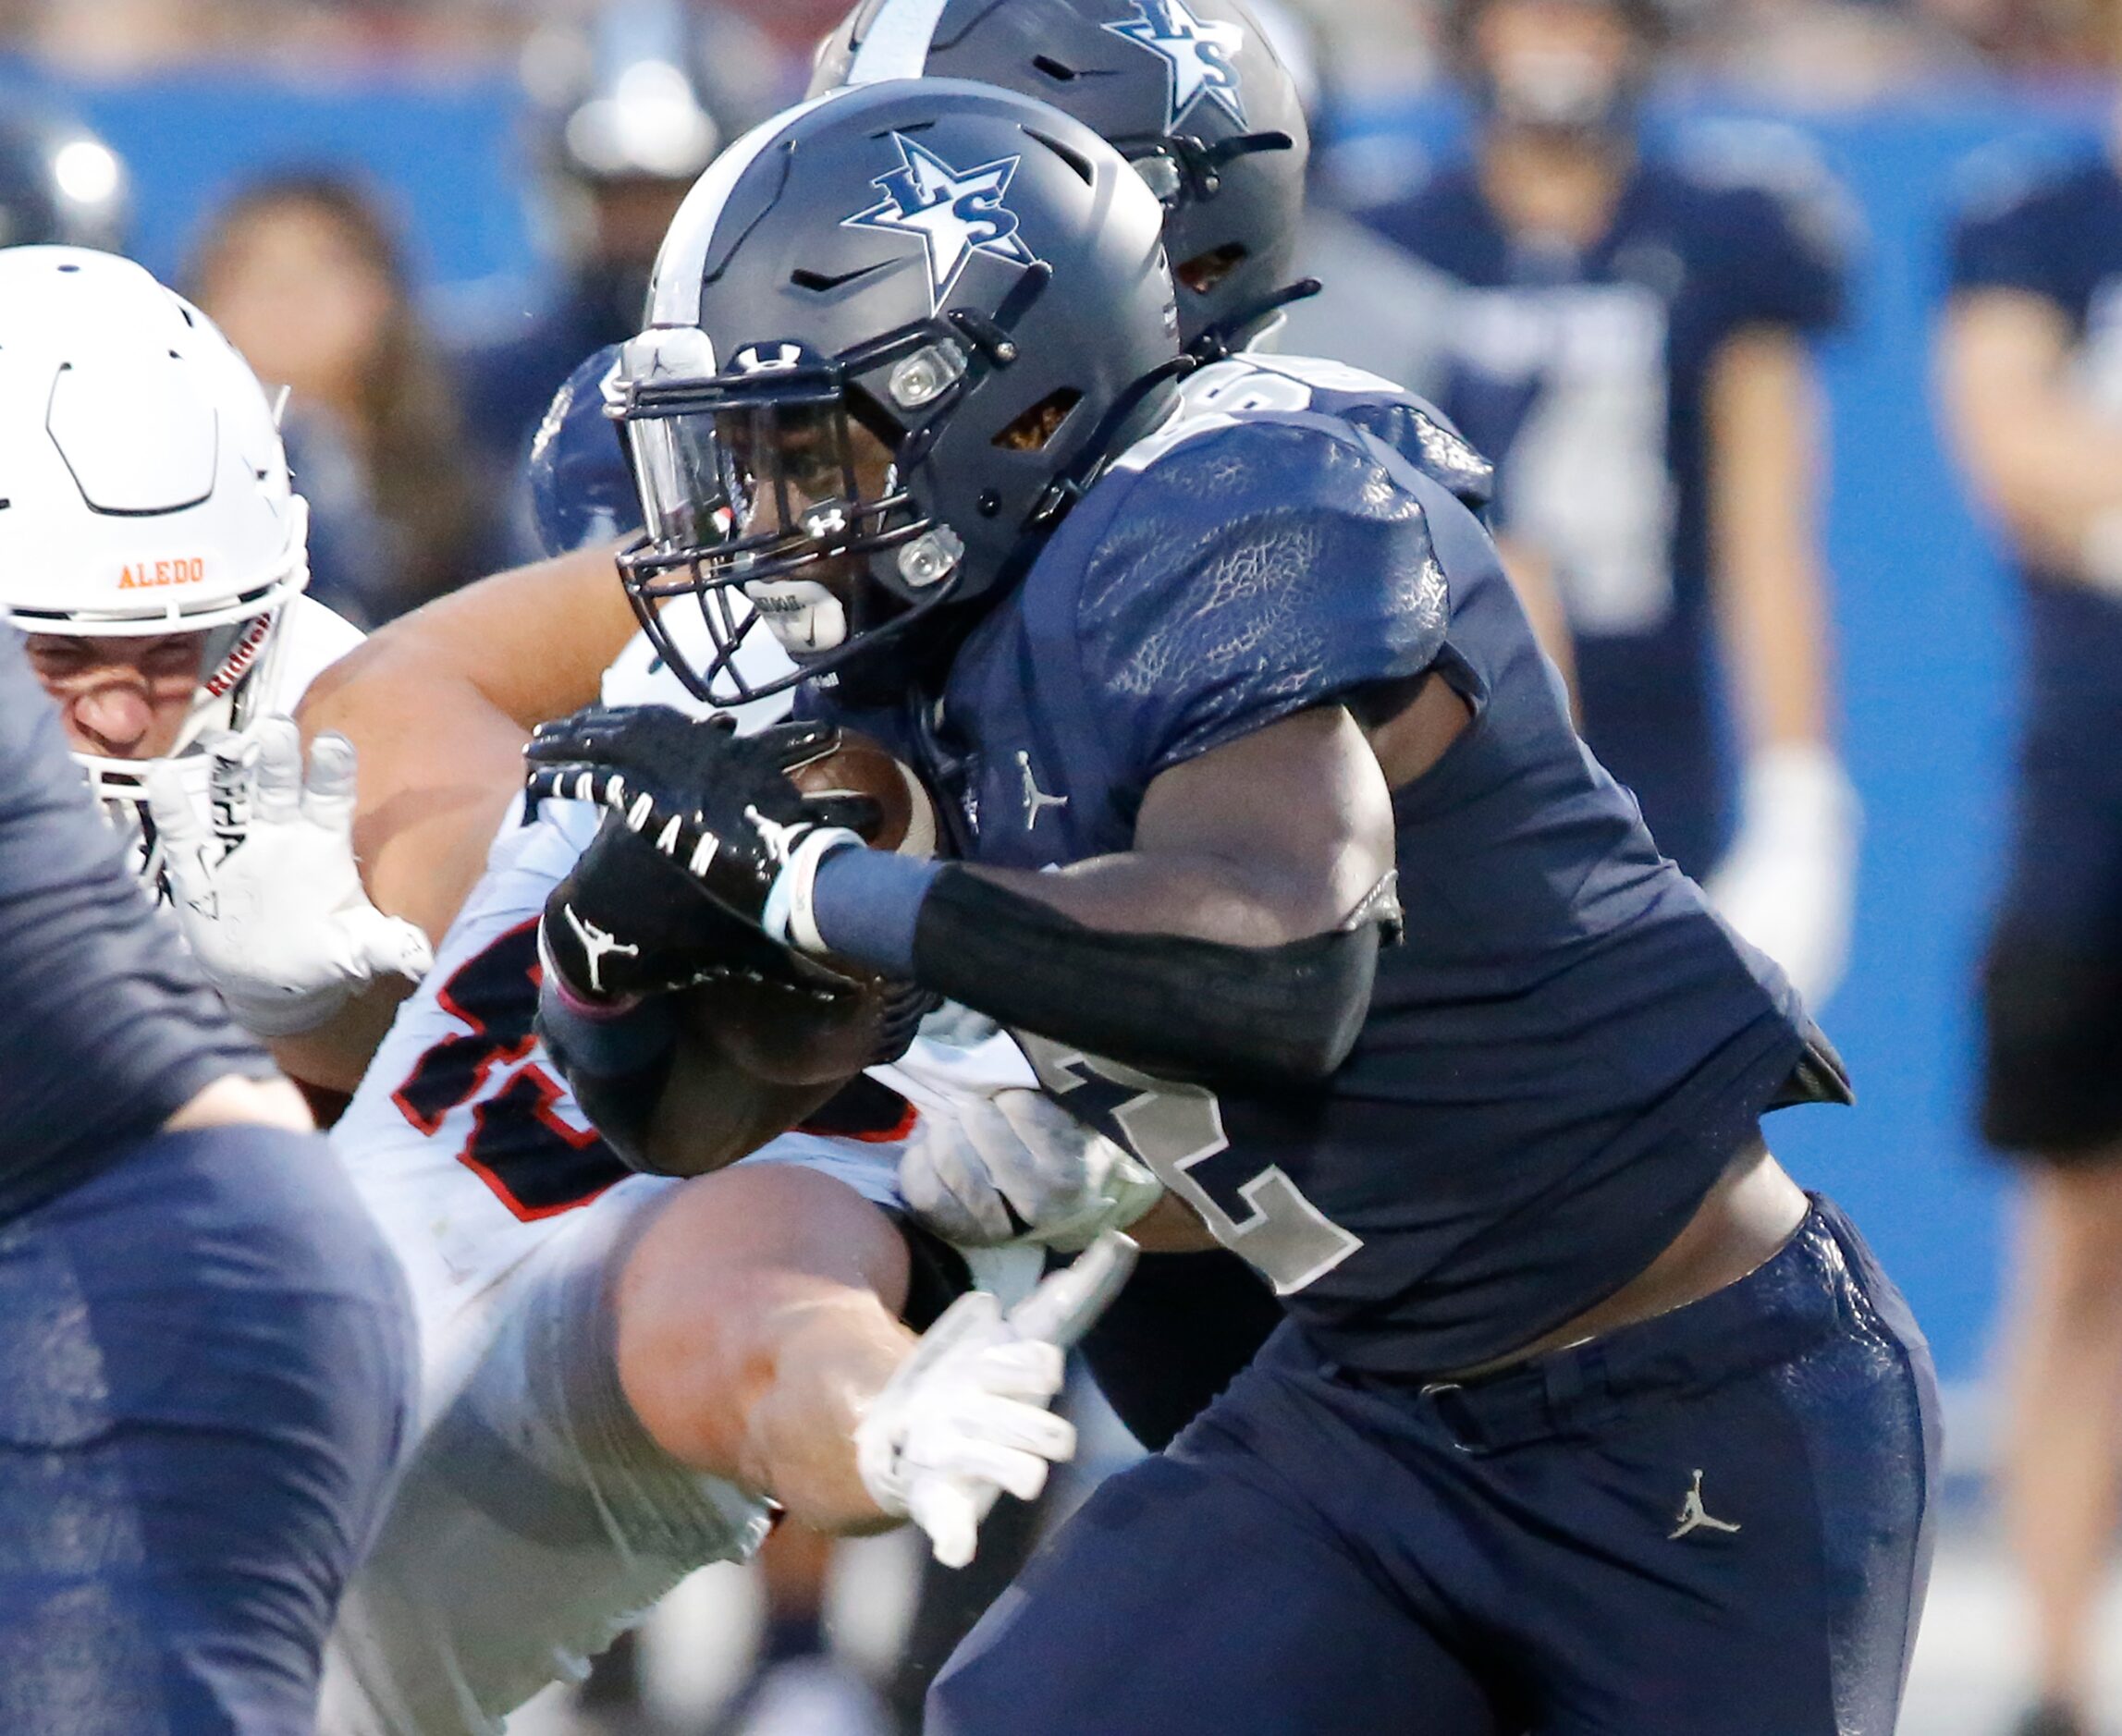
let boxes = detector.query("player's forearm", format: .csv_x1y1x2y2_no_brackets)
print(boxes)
613,1166,917,1532
1943,294,2122,568
317,544,632,733
726,1278,914,1533
1716,541,1834,750
805,856,1385,1087
1707,327,1837,751
264,976,414,1096
295,661,523,947
1491,531,1578,710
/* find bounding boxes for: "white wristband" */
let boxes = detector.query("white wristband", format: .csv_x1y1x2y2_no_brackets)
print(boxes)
764,826,865,957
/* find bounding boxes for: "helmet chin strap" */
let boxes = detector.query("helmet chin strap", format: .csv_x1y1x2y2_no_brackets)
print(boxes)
1190,277,1321,362
746,576,851,657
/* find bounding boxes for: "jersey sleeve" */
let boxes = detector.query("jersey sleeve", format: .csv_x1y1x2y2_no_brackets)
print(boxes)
1073,419,1450,780
1684,122,1852,335
1947,153,2082,309
0,632,270,1218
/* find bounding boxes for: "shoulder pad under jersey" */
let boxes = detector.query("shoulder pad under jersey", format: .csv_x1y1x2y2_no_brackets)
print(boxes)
1072,403,1452,779
1129,352,1493,511
1669,116,1860,281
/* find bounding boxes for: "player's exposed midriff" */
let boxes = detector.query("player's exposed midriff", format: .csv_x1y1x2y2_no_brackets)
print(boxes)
1437,1134,1809,1381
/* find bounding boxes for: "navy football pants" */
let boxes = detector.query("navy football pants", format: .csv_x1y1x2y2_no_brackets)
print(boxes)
930,1198,1937,1735
0,1126,413,1734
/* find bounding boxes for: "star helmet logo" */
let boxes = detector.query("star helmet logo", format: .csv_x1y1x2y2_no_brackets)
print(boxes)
1104,0,1246,131
843,133,1040,313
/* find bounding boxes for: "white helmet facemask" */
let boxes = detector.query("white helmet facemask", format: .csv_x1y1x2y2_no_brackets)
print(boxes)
0,247,311,887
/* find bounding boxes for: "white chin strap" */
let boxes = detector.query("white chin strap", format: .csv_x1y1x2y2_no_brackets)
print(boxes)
743,578,849,656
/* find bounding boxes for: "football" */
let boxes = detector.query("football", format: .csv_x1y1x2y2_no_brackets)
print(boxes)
681,729,941,1105
786,727,940,858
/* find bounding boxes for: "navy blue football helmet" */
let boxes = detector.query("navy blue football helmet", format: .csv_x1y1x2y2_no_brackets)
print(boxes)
528,343,641,556
809,0,1306,355
609,79,1179,706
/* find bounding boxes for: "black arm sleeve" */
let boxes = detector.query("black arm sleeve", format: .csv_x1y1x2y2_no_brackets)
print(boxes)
0,630,272,1221
909,866,1384,1091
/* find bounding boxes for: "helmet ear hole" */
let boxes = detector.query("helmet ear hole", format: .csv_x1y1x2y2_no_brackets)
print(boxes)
994,388,1083,452
1176,243,1247,295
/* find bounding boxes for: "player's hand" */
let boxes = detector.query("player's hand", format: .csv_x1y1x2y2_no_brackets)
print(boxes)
855,1230,1137,1568
144,717,433,1038
892,1037,1162,1252
539,811,852,1008
1703,742,1861,1009
524,705,875,938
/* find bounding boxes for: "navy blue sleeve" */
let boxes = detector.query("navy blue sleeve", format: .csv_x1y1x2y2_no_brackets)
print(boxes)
1681,126,1851,335
1073,418,1451,779
1947,157,2084,312
1717,179,1847,334
0,632,270,1220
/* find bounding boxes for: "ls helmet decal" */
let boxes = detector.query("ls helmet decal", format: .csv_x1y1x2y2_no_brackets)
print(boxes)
843,132,1042,312
1105,0,1247,131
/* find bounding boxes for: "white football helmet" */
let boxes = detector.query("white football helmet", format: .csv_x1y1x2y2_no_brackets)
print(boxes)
0,246,310,880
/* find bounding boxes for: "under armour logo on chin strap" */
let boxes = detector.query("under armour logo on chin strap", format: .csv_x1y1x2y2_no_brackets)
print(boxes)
562,902,640,996
1668,1470,1742,1540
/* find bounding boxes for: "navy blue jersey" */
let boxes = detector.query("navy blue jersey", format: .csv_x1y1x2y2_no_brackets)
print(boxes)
0,630,271,1221
1948,147,2122,733
1363,124,1850,876
824,358,1821,1375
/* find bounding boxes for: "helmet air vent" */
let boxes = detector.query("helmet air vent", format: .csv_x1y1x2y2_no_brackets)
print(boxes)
994,387,1081,451
1026,128,1095,188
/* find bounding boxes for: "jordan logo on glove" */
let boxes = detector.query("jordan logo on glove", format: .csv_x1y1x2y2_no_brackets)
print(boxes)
559,902,640,996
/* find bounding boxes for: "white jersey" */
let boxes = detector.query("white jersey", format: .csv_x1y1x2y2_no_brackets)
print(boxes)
279,592,365,703
320,624,1042,1736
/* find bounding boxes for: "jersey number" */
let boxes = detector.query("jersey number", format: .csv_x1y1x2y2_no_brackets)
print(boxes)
1016,1034,1362,1296
391,920,630,1221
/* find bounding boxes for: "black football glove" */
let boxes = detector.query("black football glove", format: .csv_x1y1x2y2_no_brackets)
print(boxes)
524,705,879,941
541,811,858,1009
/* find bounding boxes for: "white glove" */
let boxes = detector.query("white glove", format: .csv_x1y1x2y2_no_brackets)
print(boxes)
901,1084,1162,1253
855,1230,1137,1568
1703,741,1861,1009
144,716,434,1038
887,1031,1163,1252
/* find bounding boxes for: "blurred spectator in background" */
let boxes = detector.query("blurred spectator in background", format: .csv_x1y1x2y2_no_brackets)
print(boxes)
1699,0,1982,104
11,0,527,73
1355,0,1862,1010
1922,0,2120,71
1264,0,1579,678
0,101,127,250
451,0,723,536
1938,107,2122,1736
191,174,487,627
